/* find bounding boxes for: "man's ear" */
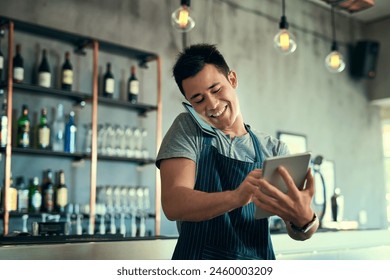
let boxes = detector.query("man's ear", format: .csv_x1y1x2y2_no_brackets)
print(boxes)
228,70,238,89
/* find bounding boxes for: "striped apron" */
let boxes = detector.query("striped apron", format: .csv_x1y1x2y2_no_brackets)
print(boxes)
172,127,275,260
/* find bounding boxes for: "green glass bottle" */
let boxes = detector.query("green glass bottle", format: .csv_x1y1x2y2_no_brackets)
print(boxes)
38,107,50,149
28,177,42,213
16,104,30,148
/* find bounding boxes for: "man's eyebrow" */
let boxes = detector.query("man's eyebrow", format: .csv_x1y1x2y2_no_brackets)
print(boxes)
208,82,220,90
189,82,220,100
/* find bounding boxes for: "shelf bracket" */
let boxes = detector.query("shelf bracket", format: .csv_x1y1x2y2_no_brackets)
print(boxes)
74,39,93,55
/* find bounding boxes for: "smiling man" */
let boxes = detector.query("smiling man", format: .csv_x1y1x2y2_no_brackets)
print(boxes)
156,44,318,260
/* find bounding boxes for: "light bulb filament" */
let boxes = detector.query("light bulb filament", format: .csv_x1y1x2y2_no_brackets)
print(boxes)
279,32,290,51
330,53,340,69
178,8,189,28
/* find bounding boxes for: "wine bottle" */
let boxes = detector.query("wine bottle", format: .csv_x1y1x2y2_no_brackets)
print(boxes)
38,49,51,88
127,65,139,104
0,97,7,148
103,62,114,98
16,176,29,213
61,51,73,90
41,169,55,213
51,103,65,152
13,44,24,83
16,104,30,148
64,111,77,153
55,170,68,213
28,177,42,213
38,107,51,149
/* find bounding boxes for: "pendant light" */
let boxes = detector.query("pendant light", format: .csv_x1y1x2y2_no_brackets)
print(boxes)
274,0,297,55
171,0,195,32
325,6,345,73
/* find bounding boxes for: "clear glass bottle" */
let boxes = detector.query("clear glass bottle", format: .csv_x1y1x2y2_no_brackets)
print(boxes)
0,38,4,83
52,104,65,152
64,111,77,153
0,97,8,148
16,176,29,213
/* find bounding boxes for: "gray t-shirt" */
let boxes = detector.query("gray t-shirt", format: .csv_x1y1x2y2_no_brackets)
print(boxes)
156,113,289,171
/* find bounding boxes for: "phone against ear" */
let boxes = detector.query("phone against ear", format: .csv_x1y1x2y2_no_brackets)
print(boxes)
182,102,216,136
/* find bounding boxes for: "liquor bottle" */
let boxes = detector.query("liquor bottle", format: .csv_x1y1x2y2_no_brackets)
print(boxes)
16,104,30,148
64,111,77,153
41,169,55,213
13,44,24,83
61,51,73,90
0,97,7,148
331,188,344,222
7,174,18,212
52,104,65,152
38,49,51,88
55,170,68,213
16,176,29,213
28,177,42,213
127,65,139,104
0,38,4,83
38,107,51,149
103,62,114,98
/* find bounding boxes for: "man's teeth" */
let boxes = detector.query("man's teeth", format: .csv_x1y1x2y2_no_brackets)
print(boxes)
210,106,226,117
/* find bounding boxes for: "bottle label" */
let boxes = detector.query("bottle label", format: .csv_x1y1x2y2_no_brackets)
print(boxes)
62,70,73,85
39,127,50,148
14,67,24,81
39,72,51,88
43,188,54,211
0,116,8,147
7,188,18,211
18,122,30,147
0,56,3,70
57,188,68,207
31,192,42,209
105,78,114,94
129,80,139,95
18,189,29,211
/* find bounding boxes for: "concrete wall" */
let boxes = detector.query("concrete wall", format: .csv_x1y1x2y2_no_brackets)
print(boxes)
0,0,387,236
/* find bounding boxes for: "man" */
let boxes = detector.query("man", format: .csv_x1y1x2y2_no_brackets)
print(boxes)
156,44,318,260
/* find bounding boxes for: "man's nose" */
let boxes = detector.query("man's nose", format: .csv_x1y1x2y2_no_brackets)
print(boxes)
206,95,219,110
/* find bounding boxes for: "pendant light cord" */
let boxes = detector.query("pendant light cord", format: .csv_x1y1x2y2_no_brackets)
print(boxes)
282,0,285,17
331,5,336,43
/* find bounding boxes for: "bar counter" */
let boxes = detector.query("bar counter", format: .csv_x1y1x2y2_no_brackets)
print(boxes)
1,228,390,260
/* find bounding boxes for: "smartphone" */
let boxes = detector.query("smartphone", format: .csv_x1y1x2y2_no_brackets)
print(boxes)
182,102,216,135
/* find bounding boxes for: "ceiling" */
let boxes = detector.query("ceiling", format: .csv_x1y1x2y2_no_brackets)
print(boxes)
309,0,390,23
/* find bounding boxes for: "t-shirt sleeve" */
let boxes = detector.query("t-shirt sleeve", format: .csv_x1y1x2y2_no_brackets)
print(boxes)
155,113,202,169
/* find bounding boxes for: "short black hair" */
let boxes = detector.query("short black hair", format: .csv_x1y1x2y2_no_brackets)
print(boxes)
172,44,230,96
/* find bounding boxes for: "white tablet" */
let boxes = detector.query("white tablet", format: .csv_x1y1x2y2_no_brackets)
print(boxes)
254,152,312,219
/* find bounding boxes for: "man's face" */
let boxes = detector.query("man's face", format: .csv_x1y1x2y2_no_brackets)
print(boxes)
182,64,242,135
